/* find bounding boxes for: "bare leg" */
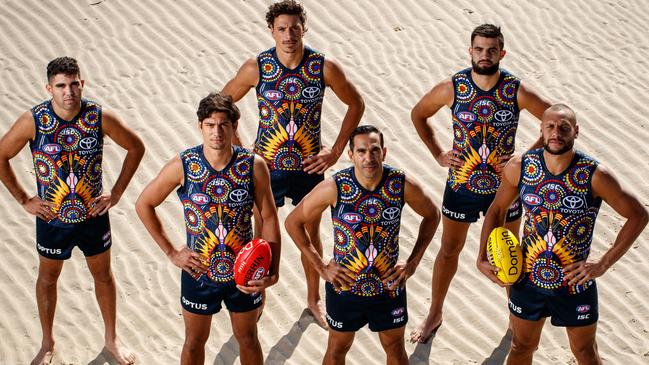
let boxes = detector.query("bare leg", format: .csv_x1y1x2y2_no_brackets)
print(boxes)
31,256,63,365
181,310,212,365
86,250,135,364
378,327,408,365
304,217,327,328
566,323,602,365
410,217,470,343
231,309,263,365
323,329,355,365
506,314,545,365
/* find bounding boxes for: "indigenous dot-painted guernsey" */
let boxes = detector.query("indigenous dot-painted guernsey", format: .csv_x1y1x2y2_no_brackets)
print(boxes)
255,46,325,171
331,166,405,298
519,149,601,295
30,99,103,227
448,68,521,197
178,145,255,286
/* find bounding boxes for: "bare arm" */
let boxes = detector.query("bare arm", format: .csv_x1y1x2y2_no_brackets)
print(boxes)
94,109,145,216
517,81,552,150
478,156,522,286
238,156,282,293
302,58,364,174
383,175,441,289
221,58,259,147
563,165,649,285
410,79,462,168
135,156,209,274
0,111,57,220
285,178,355,289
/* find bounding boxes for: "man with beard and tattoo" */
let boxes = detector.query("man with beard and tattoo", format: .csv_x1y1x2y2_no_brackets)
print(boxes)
477,104,648,364
409,24,552,343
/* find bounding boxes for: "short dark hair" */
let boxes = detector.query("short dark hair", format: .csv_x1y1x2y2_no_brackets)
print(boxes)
265,0,307,29
542,103,577,125
196,93,240,123
47,57,81,82
471,24,504,49
349,125,384,150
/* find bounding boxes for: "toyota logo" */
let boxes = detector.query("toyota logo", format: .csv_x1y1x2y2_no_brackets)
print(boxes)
302,86,320,99
80,137,98,150
562,195,584,209
382,207,401,220
494,110,514,122
229,189,249,202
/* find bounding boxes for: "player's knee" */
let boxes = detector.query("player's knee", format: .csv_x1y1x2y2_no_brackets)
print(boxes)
183,333,209,351
380,335,406,357
510,336,538,356
438,240,464,258
90,268,114,285
37,269,61,286
327,337,353,355
233,327,259,349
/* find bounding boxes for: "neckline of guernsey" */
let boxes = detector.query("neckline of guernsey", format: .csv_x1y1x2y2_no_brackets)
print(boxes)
349,165,389,194
271,46,310,72
539,149,579,178
467,69,505,94
48,99,87,123
198,145,238,174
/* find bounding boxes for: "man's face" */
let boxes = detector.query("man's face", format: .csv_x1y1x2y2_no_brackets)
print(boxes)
271,14,305,54
348,132,385,181
541,110,578,155
46,73,84,112
199,112,236,151
469,36,505,75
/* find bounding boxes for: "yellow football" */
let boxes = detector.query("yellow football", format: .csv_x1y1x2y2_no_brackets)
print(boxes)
486,227,522,284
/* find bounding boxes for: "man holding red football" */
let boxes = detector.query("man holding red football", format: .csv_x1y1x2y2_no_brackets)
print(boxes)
136,93,280,365
478,104,648,364
286,125,440,364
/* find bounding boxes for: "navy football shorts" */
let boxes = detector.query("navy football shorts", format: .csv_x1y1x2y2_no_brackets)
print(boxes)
442,185,522,223
180,271,263,315
508,279,598,327
270,170,324,207
325,282,408,332
35,214,112,260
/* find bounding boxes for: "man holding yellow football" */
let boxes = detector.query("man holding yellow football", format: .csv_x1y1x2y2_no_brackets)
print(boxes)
478,104,648,364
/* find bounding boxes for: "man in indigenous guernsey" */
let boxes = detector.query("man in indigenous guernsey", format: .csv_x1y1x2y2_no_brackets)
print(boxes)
0,57,144,365
478,104,648,364
410,24,552,343
286,125,440,365
222,0,364,327
136,93,280,365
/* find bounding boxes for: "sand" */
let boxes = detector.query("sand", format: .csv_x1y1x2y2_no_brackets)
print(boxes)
1,0,648,364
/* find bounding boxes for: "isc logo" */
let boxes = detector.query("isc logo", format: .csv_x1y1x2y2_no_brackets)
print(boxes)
264,90,283,100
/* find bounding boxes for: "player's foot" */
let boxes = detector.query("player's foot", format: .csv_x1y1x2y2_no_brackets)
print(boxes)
410,315,443,344
106,338,136,365
30,345,54,365
307,299,328,329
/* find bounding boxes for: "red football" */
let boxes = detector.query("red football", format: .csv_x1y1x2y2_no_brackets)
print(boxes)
234,238,272,286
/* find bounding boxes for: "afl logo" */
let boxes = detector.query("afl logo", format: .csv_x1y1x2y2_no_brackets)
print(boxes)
43,143,62,155
523,193,542,206
457,111,476,122
342,213,362,224
494,110,514,122
230,189,249,202
382,207,401,220
302,86,320,99
576,304,590,313
263,90,283,100
80,137,98,150
391,307,405,316
563,196,584,209
253,267,266,280
190,193,210,205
